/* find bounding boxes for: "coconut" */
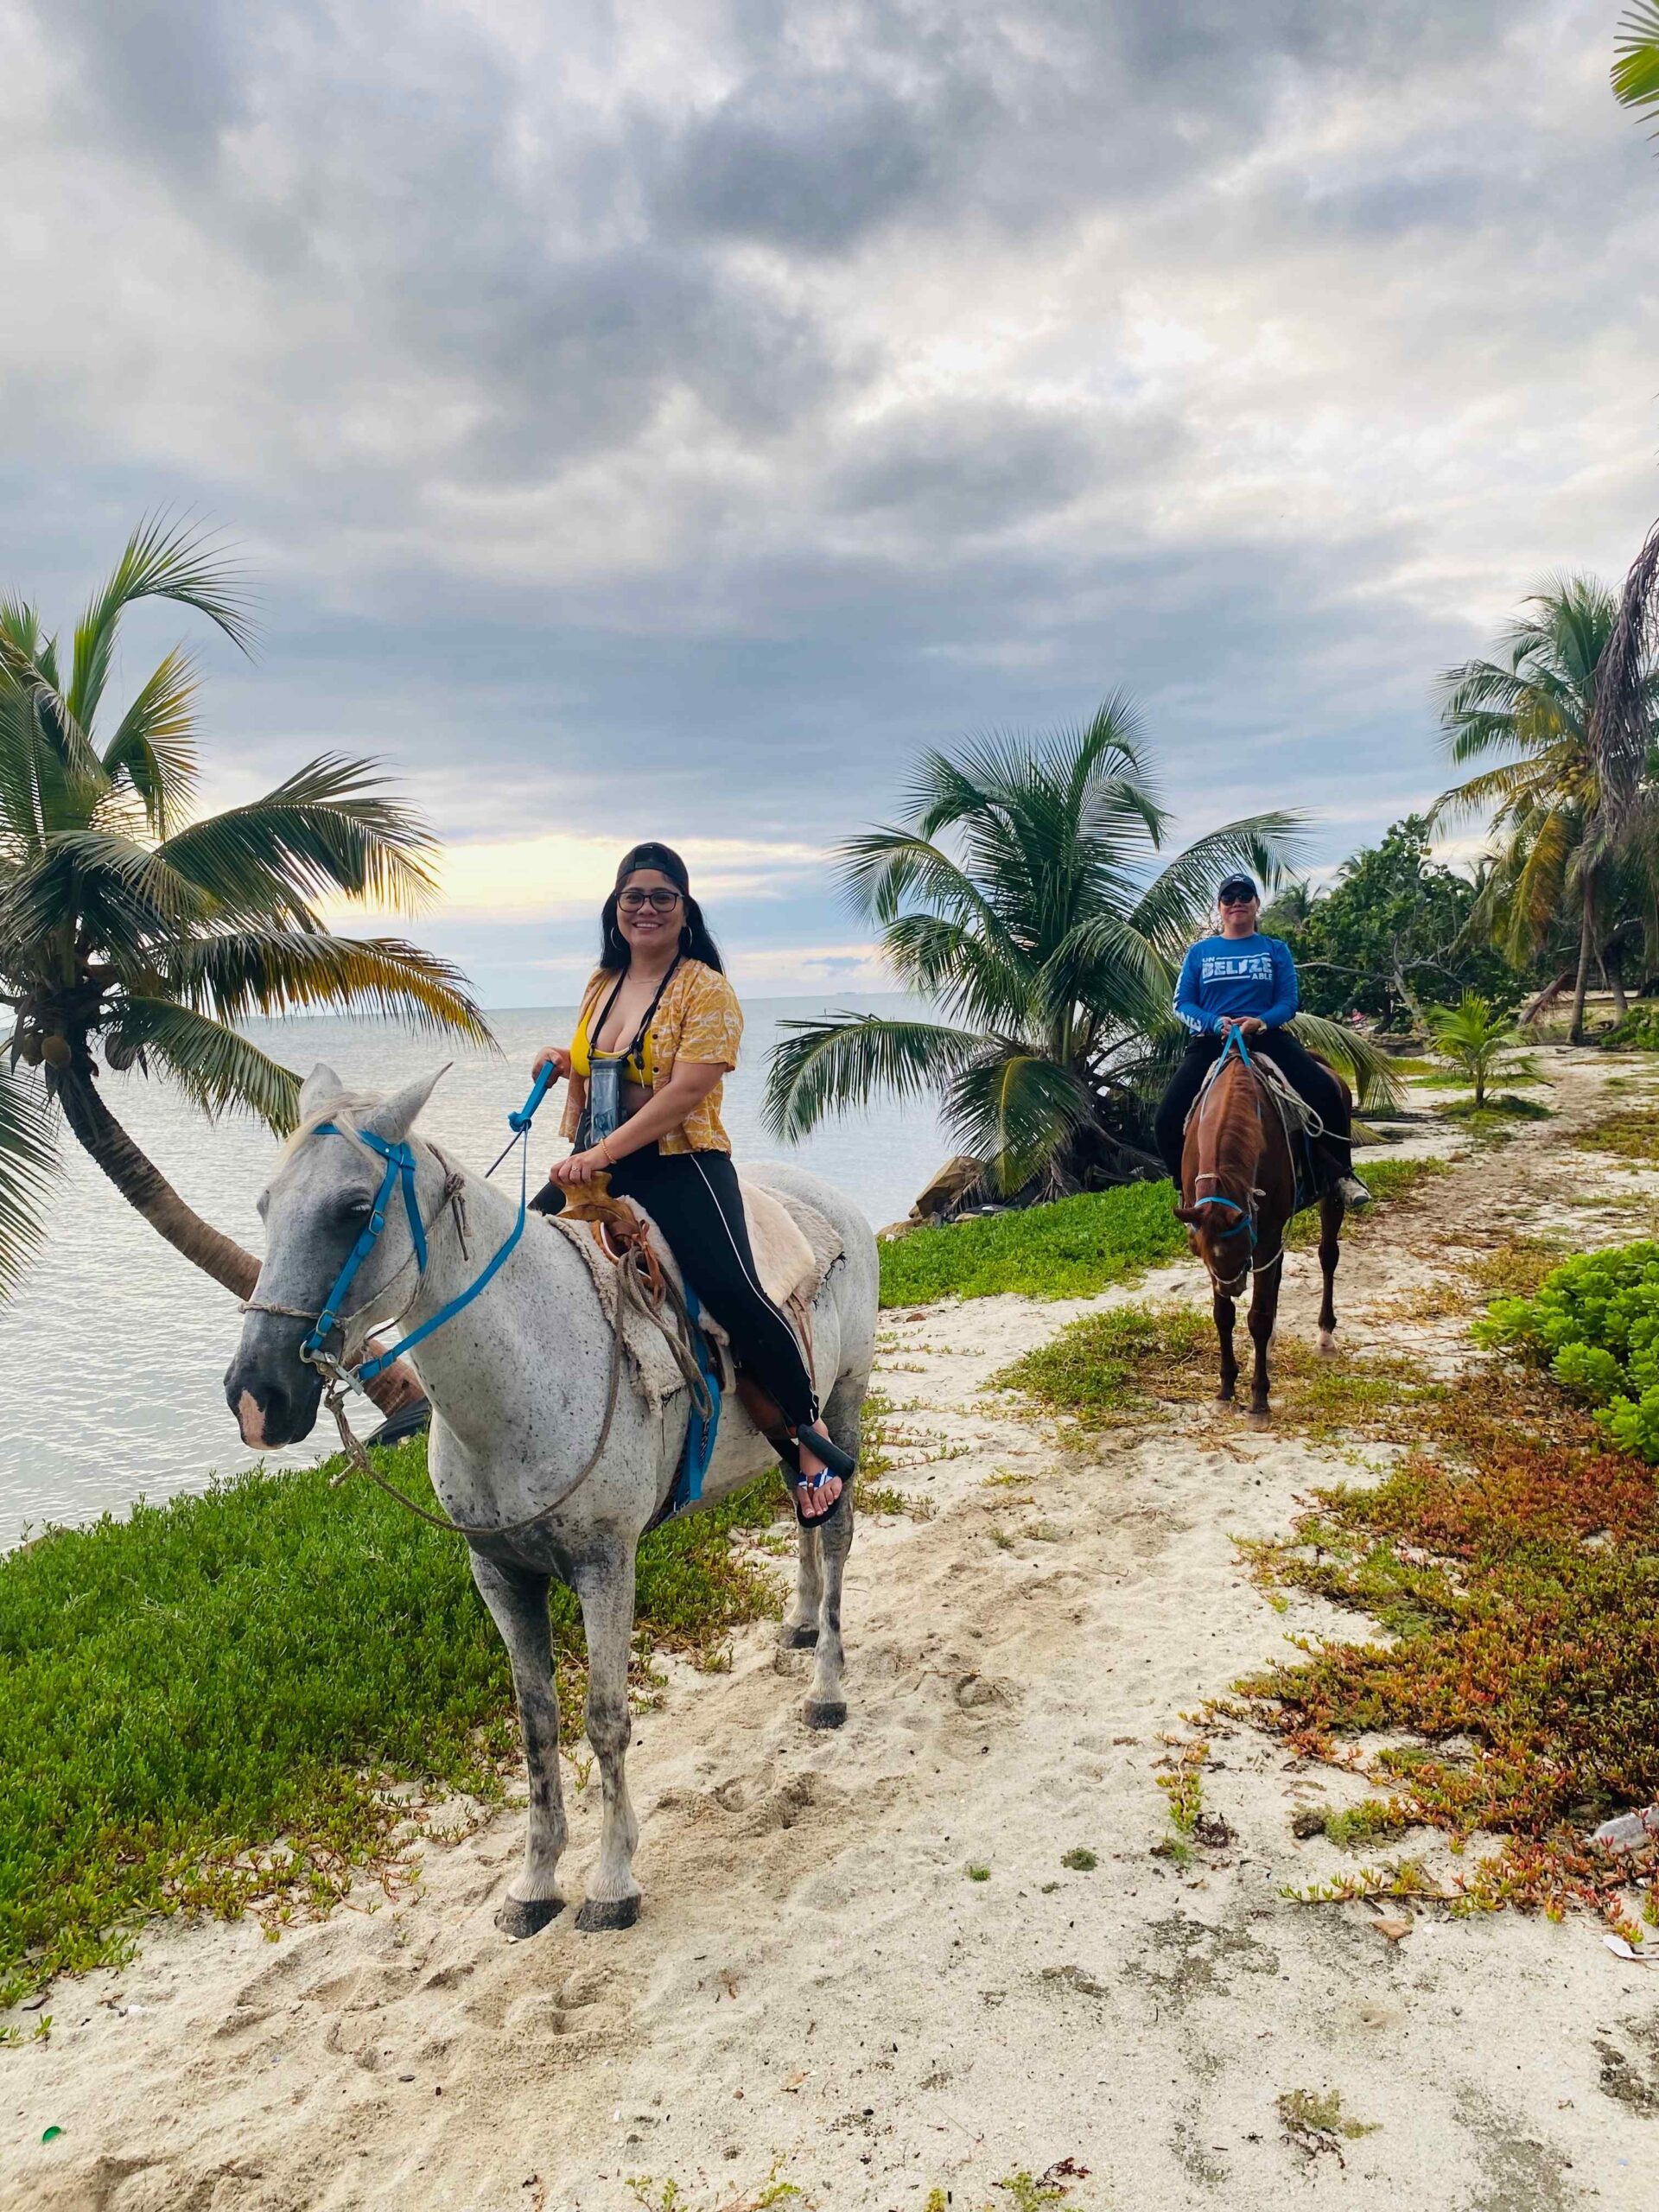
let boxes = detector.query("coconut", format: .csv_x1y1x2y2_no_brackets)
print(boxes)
18,1033,43,1067
40,1034,73,1070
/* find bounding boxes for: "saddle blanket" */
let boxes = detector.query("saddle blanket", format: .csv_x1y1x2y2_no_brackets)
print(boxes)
543,1173,842,1415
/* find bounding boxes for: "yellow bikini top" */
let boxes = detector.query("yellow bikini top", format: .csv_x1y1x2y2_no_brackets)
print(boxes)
569,962,678,1086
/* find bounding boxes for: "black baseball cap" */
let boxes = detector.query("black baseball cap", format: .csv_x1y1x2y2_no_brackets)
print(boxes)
1217,874,1259,904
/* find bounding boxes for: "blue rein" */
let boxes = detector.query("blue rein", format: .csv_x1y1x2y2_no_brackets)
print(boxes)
300,1060,555,1389
1188,1027,1259,1249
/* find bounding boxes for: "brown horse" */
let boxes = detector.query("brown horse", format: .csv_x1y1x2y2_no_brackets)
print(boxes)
1173,1039,1347,1426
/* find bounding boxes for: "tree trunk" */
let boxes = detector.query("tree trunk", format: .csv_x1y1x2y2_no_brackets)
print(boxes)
1521,969,1575,1025
1568,876,1598,1046
1605,946,1630,1020
54,1068,425,1416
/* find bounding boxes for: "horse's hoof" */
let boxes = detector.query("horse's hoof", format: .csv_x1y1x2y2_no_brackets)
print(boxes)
1249,1408,1271,1431
575,1893,641,1933
494,1894,563,1942
781,1623,819,1649
1216,1389,1235,1404
1318,1329,1337,1358
804,1697,847,1731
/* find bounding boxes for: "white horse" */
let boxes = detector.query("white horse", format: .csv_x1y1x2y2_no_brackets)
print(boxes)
225,1065,880,1936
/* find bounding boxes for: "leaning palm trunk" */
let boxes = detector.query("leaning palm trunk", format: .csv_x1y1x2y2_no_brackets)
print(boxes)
54,1066,259,1294
1569,876,1598,1046
53,1065,423,1415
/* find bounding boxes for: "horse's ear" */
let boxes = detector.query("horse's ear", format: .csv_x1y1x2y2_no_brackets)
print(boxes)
1173,1204,1204,1226
363,1065,450,1145
299,1064,346,1120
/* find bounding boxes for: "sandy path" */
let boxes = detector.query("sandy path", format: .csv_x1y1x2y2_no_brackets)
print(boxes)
6,1051,1659,2212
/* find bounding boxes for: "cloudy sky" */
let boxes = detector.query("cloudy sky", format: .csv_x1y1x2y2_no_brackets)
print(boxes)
4,0,1658,1003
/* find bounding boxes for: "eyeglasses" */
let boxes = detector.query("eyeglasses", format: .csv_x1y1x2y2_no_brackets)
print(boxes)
618,889,683,914
1217,893,1256,907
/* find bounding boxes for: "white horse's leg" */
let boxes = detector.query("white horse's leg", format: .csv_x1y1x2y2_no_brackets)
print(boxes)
471,1554,568,1940
803,1383,860,1729
572,1543,643,1932
782,1507,824,1649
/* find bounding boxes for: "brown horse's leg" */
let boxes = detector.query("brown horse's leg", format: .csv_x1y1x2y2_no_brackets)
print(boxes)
1317,1190,1344,1355
1213,1288,1238,1402
1248,1243,1285,1427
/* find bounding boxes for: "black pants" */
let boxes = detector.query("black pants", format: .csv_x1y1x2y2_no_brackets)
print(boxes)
1154,1031,1353,1184
532,1145,817,1426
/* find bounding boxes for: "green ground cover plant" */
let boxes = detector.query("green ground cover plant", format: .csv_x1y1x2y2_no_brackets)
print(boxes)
1478,1239,1659,1460
997,1297,1659,1929
0,1440,785,2006
881,1155,1447,1306
877,1177,1187,1305
1600,1004,1659,1052
1572,1108,1659,1164
1434,1092,1552,1122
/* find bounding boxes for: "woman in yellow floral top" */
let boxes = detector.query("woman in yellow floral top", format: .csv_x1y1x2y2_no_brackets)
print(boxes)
530,843,850,1522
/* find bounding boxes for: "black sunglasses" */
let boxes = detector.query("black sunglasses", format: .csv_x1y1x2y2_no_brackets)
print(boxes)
618,888,683,914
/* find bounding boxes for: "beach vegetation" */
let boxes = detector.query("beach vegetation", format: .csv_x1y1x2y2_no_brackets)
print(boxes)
0,1439,785,2006
764,698,1398,1200
0,517,489,1350
1001,1289,1659,1928
1423,990,1540,1108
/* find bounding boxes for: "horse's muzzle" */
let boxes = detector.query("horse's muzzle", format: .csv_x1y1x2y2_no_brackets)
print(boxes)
224,1350,324,1448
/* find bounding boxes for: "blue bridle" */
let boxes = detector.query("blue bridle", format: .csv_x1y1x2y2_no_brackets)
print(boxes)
298,1061,555,1389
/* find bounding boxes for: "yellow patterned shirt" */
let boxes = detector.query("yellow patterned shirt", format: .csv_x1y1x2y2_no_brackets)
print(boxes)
560,959,743,1154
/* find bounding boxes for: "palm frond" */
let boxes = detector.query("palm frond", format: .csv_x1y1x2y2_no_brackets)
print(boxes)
1285,1013,1404,1112
0,612,104,795
112,999,301,1132
100,647,200,835
761,1013,988,1141
1614,6,1659,125
157,930,495,1043
67,514,256,730
157,755,440,919
944,1052,1096,1197
0,1054,60,1298
2,830,206,955
1129,812,1309,957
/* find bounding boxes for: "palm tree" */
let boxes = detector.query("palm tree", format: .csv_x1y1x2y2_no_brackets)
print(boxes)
1433,575,1659,1045
1425,992,1539,1110
763,698,1398,1199
0,518,492,1410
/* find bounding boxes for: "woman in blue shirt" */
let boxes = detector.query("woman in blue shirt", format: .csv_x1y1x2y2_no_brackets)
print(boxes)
1153,874,1368,1205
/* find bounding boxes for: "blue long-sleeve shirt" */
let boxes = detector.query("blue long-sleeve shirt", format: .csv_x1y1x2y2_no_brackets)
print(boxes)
1173,932,1299,1033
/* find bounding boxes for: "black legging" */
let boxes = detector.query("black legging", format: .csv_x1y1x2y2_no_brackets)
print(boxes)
532,1144,817,1426
1154,1030,1352,1185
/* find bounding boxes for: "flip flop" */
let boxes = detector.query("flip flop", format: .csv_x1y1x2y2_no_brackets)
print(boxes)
787,1426,855,1529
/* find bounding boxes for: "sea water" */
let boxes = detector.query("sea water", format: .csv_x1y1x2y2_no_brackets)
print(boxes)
0,998,950,1548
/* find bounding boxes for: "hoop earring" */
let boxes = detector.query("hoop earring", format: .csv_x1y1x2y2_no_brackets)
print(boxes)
680,922,692,952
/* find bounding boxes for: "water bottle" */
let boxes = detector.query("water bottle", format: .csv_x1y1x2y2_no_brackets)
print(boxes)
1592,1805,1659,1853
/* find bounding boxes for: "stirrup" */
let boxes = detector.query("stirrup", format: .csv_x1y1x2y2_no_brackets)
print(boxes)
1338,1174,1371,1209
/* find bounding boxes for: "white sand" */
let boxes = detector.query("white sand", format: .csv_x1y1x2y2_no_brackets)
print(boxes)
6,1049,1659,2212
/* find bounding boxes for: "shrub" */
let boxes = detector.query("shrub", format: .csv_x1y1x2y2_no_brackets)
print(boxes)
1601,1003,1659,1052
1478,1240,1659,1460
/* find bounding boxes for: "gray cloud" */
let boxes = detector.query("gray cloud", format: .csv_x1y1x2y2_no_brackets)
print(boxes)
3,0,1656,1001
